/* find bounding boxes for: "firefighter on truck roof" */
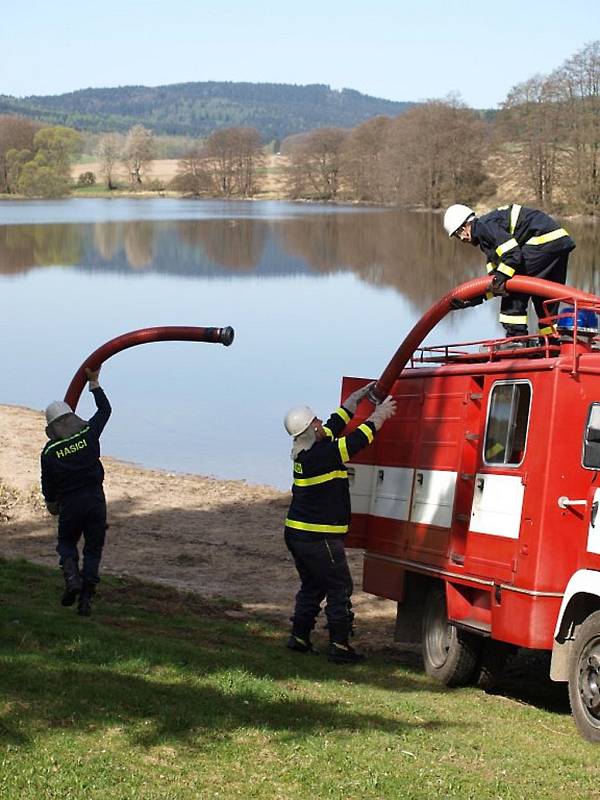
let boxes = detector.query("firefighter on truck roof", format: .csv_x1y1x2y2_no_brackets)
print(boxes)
283,383,396,664
41,366,111,617
443,203,576,344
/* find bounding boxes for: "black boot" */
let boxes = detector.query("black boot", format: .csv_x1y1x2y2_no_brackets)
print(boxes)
77,582,95,617
286,620,317,654
61,557,82,607
327,622,365,664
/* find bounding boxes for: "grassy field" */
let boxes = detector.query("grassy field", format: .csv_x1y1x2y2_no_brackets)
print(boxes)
1,558,598,800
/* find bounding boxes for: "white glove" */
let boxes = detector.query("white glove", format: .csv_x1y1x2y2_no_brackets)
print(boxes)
342,381,375,414
366,395,397,431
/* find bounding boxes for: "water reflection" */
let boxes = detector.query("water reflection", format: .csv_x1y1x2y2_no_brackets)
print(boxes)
0,201,597,489
1,208,596,308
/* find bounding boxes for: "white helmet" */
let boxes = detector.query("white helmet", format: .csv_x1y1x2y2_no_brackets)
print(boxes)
45,400,72,425
443,204,475,237
284,406,316,437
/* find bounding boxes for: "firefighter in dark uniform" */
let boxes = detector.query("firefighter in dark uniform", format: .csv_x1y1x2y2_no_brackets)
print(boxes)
41,366,111,616
283,383,396,664
443,203,575,341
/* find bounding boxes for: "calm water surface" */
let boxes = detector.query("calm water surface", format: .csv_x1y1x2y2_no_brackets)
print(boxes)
1,199,598,489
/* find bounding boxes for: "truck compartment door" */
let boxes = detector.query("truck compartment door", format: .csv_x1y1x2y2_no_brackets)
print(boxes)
470,473,525,539
371,466,414,521
410,469,457,528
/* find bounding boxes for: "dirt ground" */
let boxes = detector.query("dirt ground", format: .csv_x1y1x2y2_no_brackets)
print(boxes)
0,403,397,648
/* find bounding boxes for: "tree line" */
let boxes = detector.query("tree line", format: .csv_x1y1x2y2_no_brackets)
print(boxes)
0,82,413,140
0,41,597,214
278,41,600,214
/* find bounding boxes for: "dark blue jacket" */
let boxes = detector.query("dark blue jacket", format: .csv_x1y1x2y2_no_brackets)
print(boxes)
41,387,112,503
471,204,575,278
285,406,376,538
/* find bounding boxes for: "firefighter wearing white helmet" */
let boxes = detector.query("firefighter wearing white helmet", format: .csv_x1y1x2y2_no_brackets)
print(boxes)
284,406,316,438
41,366,112,617
283,383,397,664
443,204,475,238
444,202,575,341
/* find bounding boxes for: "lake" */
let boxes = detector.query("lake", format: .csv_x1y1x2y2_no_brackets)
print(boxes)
0,198,597,489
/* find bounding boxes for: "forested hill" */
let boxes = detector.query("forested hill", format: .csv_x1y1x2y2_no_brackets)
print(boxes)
0,82,414,140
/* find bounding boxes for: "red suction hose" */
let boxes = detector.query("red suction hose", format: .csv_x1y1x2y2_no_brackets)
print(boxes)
368,276,600,402
64,325,234,411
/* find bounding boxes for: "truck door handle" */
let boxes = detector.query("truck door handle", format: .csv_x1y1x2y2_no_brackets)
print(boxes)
416,472,423,486
476,477,485,490
592,501,599,528
557,496,588,509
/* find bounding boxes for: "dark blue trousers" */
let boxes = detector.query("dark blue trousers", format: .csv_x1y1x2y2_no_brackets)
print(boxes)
56,487,107,585
284,531,353,633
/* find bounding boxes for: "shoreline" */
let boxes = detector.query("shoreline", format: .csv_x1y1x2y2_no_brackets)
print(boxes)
1,191,597,222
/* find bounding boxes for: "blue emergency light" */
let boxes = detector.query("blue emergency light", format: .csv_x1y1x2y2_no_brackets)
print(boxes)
557,306,599,335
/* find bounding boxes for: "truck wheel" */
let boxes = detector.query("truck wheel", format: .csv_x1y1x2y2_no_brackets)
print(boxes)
422,588,481,687
568,609,600,742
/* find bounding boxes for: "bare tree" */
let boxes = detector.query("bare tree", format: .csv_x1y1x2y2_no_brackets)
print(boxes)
96,133,123,190
497,76,565,207
123,125,155,184
174,147,213,195
381,98,490,208
231,127,263,196
286,127,347,200
343,116,391,201
554,41,600,213
176,127,263,197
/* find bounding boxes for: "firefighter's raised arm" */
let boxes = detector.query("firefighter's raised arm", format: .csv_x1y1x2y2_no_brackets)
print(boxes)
336,395,397,463
323,382,375,439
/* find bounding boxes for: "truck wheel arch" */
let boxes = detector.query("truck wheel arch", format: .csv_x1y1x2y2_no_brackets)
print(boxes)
551,570,600,682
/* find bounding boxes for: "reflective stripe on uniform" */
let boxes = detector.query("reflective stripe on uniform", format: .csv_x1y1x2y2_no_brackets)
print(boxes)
510,204,522,234
486,442,505,459
486,261,495,273
525,228,569,246
496,238,519,257
334,406,351,424
44,426,90,455
358,423,374,443
497,263,516,277
338,438,349,462
322,426,334,439
485,291,494,300
294,469,348,487
539,324,557,335
285,518,349,534
499,313,528,324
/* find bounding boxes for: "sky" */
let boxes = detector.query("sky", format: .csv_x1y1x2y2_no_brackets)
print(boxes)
1,0,598,109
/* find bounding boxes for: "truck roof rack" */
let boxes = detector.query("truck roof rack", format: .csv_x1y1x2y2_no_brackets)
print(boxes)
410,298,600,368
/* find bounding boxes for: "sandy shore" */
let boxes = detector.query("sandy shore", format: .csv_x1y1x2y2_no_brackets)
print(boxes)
0,403,396,648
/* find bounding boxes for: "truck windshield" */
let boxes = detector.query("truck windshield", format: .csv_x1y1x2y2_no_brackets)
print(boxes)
484,382,531,466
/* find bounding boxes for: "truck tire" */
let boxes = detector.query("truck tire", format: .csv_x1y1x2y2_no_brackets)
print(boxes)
422,587,480,687
568,609,600,742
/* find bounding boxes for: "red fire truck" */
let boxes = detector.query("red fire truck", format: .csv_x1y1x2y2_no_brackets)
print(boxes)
343,275,600,741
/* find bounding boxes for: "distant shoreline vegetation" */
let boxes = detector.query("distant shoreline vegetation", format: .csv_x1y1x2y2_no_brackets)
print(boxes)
0,42,599,215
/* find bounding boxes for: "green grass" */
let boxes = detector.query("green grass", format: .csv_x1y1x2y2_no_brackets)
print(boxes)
0,558,598,800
